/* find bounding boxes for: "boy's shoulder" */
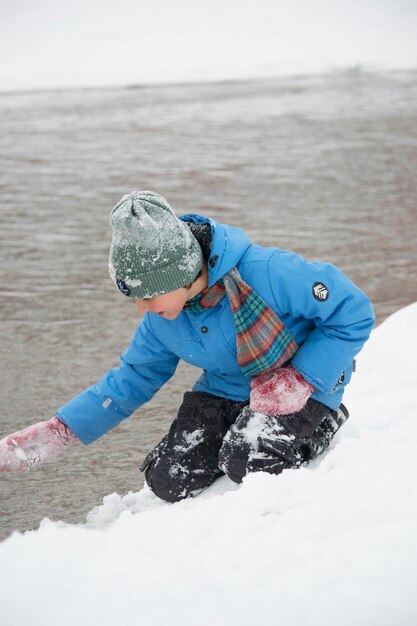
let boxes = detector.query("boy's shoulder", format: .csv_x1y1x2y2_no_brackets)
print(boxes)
237,244,290,296
239,242,302,269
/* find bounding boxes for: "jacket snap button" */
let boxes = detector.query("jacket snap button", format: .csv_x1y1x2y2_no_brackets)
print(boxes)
209,255,219,268
201,326,208,333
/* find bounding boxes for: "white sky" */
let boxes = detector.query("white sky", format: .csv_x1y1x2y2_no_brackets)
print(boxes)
1,0,417,91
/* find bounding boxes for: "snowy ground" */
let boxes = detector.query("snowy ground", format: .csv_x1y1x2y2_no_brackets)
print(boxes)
1,0,416,92
0,302,416,626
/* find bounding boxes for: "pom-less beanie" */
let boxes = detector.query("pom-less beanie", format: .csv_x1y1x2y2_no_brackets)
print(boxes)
109,191,203,298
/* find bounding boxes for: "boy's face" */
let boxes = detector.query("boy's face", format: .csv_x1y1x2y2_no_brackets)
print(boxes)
133,287,192,321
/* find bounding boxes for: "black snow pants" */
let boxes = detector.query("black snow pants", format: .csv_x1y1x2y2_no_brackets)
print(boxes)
140,391,349,503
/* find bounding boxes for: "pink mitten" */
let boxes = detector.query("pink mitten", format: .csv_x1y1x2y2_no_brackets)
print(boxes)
0,417,79,472
250,366,315,416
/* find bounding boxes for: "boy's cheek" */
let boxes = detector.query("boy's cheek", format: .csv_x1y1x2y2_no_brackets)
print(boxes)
134,301,148,315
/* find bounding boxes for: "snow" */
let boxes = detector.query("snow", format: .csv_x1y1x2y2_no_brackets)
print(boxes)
0,0,416,92
0,302,416,625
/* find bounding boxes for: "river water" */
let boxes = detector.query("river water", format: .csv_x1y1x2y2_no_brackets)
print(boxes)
0,69,416,540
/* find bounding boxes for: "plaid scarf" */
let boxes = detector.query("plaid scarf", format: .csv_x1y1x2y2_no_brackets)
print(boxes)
185,267,298,377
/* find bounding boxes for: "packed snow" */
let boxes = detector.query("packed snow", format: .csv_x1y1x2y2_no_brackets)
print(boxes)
0,302,416,626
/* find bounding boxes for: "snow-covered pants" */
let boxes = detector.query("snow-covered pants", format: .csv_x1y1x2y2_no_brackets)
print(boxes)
140,391,348,502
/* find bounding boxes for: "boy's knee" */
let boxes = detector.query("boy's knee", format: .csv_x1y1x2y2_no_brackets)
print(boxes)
144,460,190,503
218,437,250,484
218,414,297,484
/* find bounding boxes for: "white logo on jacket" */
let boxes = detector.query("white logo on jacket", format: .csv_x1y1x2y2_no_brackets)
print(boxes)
312,282,329,301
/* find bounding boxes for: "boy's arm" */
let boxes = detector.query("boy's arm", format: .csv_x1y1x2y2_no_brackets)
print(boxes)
268,250,375,395
56,314,180,444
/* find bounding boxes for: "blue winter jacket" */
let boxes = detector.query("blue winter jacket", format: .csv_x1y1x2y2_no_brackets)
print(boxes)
57,215,375,444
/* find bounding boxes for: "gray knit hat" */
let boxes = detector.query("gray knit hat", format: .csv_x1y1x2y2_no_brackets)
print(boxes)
109,191,203,298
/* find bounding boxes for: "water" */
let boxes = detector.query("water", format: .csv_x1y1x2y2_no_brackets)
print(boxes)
1,69,416,540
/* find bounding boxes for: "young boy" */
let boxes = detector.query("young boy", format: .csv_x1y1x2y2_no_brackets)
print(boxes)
0,191,375,501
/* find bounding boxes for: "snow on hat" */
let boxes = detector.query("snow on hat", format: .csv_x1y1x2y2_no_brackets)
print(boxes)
109,191,203,299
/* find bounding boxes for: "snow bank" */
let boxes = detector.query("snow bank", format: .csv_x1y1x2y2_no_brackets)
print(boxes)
0,0,416,92
1,302,417,626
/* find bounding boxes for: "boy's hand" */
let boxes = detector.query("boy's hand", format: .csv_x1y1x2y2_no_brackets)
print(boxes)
0,417,79,472
250,365,315,416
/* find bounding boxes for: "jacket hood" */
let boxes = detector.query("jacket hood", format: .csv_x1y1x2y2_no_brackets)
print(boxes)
180,214,252,286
